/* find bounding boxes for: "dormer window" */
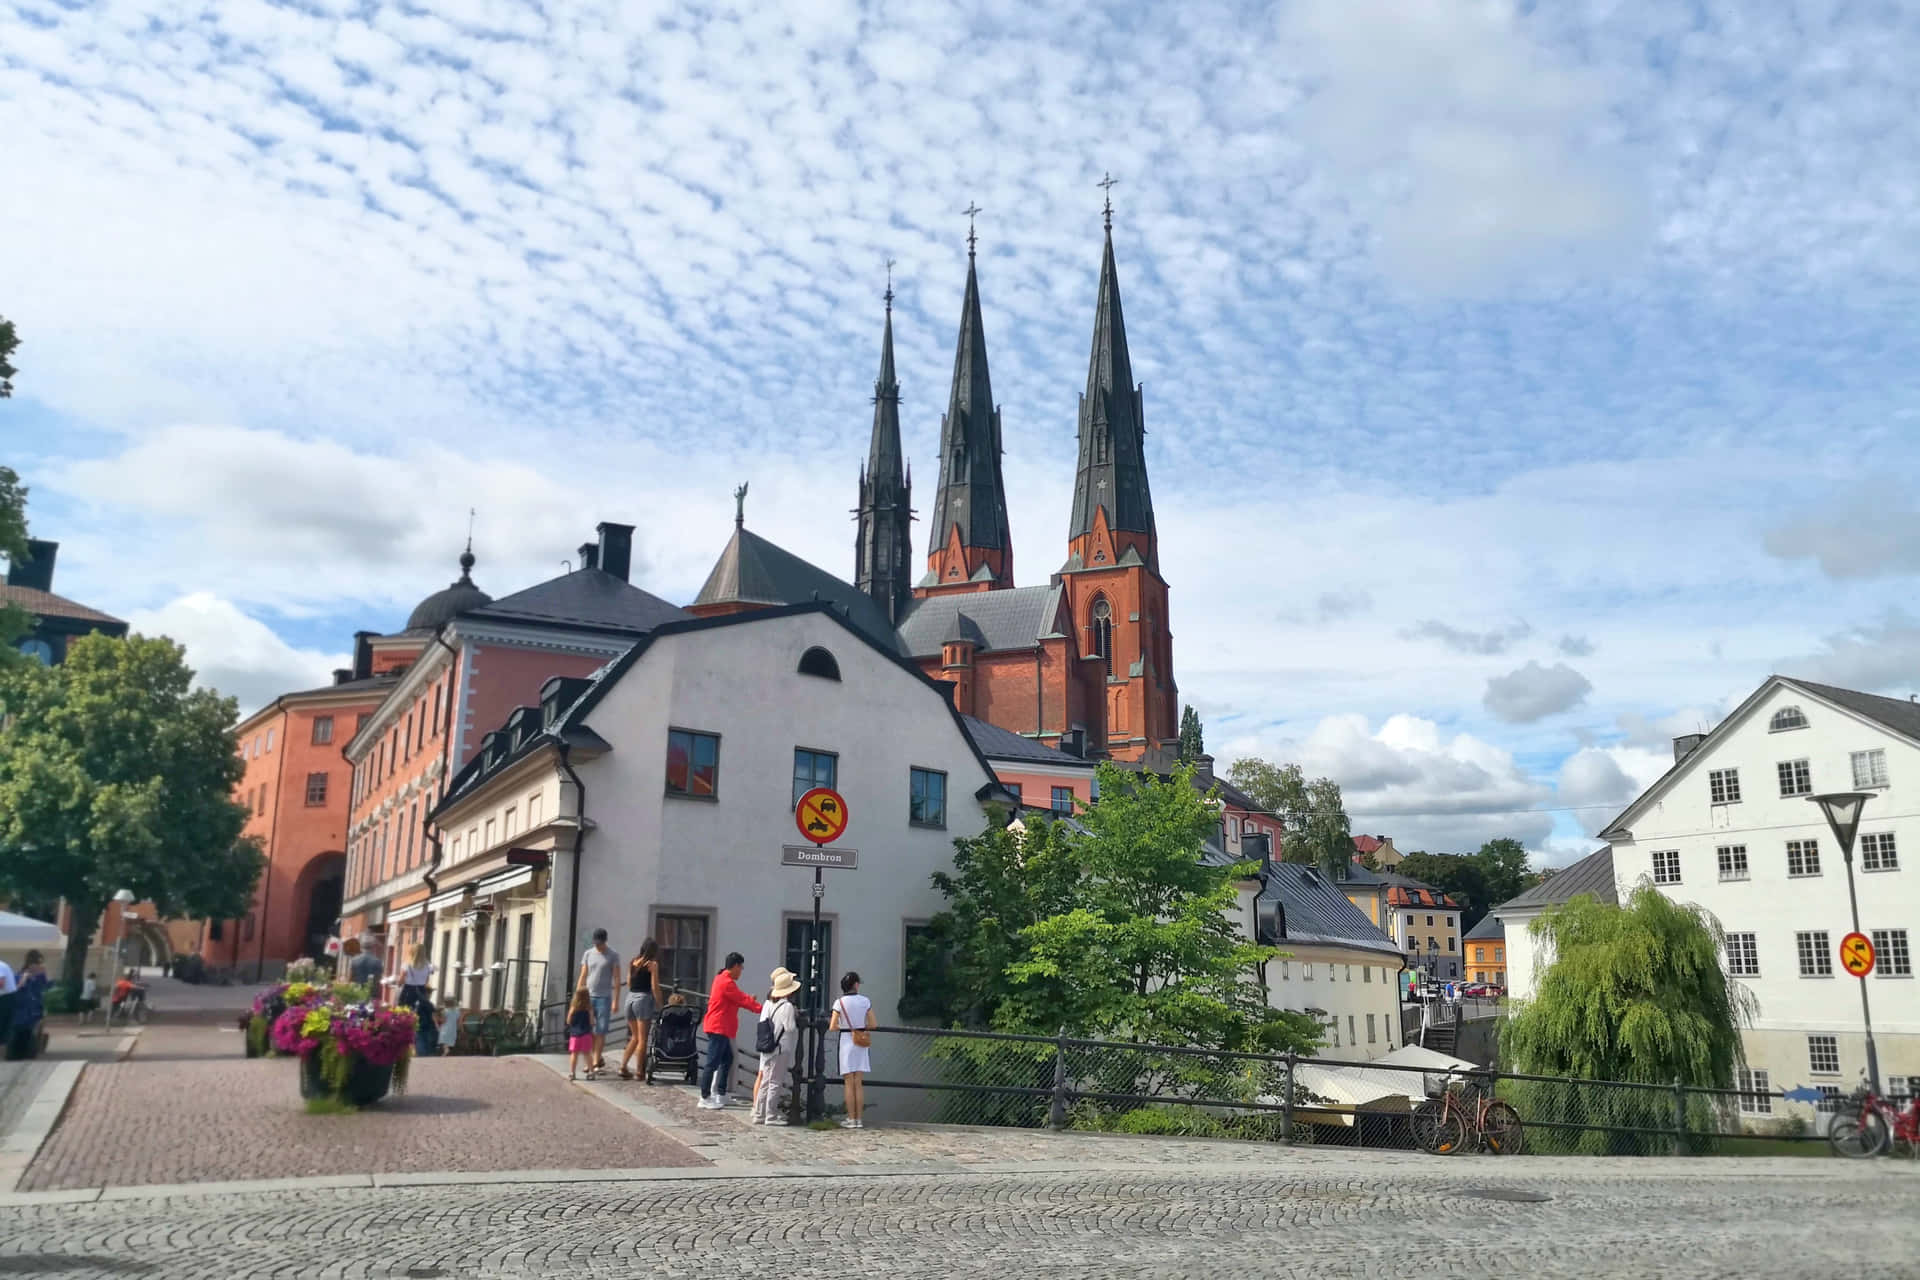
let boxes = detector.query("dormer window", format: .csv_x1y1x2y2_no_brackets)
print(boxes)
1770,706,1808,732
798,647,841,681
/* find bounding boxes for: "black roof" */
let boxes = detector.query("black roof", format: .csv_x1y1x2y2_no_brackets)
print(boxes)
463,567,687,636
1463,915,1506,942
895,584,1064,659
1252,860,1402,960
1069,228,1157,558
960,715,1094,768
1782,677,1920,743
1493,847,1616,913
692,526,903,654
406,548,492,631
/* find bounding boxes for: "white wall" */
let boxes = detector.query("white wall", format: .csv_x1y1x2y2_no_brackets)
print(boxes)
553,611,997,1043
1266,946,1405,1060
1608,679,1920,1087
1496,908,1545,1001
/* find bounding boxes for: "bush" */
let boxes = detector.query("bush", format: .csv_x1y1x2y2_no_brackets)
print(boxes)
43,987,74,1015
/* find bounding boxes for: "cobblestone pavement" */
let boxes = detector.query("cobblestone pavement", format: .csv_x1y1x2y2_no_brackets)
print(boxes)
2,1153,1916,1278
19,1025,704,1191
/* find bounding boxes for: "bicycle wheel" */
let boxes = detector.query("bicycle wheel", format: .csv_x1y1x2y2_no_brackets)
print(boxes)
1481,1101,1525,1155
1828,1113,1890,1158
1412,1101,1469,1155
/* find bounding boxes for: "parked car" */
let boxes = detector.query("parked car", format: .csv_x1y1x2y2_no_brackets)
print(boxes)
1460,982,1491,997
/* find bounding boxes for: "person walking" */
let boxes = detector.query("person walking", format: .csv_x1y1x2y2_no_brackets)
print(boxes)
564,988,595,1081
349,936,383,991
575,928,622,1077
698,952,761,1109
751,968,802,1126
398,944,437,1058
828,971,875,1129
5,950,48,1060
618,938,663,1081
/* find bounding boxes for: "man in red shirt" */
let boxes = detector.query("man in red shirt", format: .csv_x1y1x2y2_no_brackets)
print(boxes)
698,951,761,1109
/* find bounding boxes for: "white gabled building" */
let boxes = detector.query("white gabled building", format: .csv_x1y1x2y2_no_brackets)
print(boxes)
1597,675,1920,1107
426,601,1008,1053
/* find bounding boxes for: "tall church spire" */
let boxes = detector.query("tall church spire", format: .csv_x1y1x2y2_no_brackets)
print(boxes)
1068,202,1157,572
922,228,1013,594
854,273,915,623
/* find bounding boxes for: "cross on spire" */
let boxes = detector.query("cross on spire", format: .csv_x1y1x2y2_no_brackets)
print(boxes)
884,256,895,313
1098,172,1119,232
963,201,982,258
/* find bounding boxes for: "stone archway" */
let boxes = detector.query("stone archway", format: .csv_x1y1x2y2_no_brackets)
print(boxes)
289,852,347,964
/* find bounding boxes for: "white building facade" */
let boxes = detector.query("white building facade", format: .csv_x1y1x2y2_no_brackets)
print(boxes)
1600,676,1920,1106
430,603,1007,1046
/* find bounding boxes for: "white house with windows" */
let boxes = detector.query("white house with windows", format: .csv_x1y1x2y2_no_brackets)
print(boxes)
428,601,1008,1064
1598,675,1920,1119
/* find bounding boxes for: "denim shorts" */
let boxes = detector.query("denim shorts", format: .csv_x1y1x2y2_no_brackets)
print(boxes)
589,994,611,1035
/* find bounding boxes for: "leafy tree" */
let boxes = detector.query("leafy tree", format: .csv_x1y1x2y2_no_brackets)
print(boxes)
0,632,263,993
1176,705,1204,763
1395,851,1490,926
0,315,17,398
1224,757,1351,879
0,467,29,656
1474,837,1531,910
1500,884,1753,1153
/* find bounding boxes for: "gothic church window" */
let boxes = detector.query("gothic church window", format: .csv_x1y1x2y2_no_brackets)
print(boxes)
1091,597,1113,676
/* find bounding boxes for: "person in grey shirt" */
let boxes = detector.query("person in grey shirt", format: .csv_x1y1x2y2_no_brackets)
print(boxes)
575,928,622,1077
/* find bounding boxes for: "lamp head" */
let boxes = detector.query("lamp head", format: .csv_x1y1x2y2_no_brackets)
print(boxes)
1808,791,1874,859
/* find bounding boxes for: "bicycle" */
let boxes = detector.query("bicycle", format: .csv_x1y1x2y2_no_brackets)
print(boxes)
1827,1080,1920,1159
1412,1071,1525,1155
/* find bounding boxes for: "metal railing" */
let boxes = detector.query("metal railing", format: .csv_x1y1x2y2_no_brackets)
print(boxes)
772,1023,1852,1154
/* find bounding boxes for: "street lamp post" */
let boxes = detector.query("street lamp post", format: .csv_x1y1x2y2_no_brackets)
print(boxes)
107,889,135,1027
1808,791,1881,1094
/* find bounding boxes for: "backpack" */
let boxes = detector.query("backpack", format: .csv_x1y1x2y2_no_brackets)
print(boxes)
755,1000,785,1055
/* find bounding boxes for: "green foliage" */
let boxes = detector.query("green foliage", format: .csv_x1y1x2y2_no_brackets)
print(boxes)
43,986,74,1015
1223,757,1351,878
920,763,1323,1060
1104,1103,1225,1137
0,632,264,993
246,1015,271,1057
0,466,31,658
0,316,17,398
1391,838,1533,930
1177,705,1204,764
332,981,371,1005
304,1095,360,1116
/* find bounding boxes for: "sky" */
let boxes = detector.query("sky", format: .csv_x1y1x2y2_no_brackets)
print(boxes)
5,0,1920,867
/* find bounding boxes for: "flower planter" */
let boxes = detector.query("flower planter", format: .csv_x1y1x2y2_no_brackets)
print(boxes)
299,1052,394,1107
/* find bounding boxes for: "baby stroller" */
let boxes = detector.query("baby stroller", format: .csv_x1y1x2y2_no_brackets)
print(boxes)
644,1003,700,1084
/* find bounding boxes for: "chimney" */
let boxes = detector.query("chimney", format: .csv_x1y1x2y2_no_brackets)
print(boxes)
352,630,376,680
1673,733,1706,763
596,522,634,583
5,538,57,592
577,542,598,572
1193,752,1215,785
1060,728,1086,759
332,668,353,686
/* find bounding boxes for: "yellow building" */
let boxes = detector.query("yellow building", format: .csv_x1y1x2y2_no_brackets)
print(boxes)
1464,916,1506,987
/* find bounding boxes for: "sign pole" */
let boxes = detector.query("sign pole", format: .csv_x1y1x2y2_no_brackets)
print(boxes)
1842,852,1881,1094
789,786,850,1124
807,865,825,1121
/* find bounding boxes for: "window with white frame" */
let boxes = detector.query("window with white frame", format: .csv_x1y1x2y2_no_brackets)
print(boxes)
1861,832,1899,872
1808,1034,1840,1075
1872,929,1911,977
1769,706,1808,732
1652,849,1681,884
1776,759,1811,797
1717,844,1749,881
1709,768,1741,804
1367,1013,1377,1044
1304,963,1314,980
1786,839,1821,877
1725,932,1759,977
1737,1067,1772,1115
1797,931,1833,978
1851,749,1889,789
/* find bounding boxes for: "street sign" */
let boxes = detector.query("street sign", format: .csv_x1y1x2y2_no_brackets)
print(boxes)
1840,931,1876,978
795,787,850,845
781,844,858,870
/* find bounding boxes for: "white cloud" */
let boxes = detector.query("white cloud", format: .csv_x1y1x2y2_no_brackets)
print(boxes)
1765,504,1920,580
1781,611,1920,697
1402,619,1532,656
126,592,344,716
1483,660,1593,723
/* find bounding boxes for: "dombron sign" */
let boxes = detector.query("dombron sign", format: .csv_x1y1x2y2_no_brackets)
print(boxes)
780,844,858,869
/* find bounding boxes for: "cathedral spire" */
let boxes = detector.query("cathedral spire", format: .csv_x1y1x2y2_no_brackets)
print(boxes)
922,227,1013,593
1068,200,1157,571
854,269,914,623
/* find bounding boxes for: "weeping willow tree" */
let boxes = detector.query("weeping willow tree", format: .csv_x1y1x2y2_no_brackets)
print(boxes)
1500,883,1753,1153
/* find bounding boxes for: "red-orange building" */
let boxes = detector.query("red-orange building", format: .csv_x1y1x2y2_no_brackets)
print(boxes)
694,215,1179,768
199,659,394,977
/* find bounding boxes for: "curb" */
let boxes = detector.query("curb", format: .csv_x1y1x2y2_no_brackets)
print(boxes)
0,1060,85,1195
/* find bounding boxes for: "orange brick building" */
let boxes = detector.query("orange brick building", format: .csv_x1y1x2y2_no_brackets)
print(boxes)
694,214,1179,767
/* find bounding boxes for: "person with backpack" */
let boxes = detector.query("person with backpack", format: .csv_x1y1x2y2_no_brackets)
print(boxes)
750,968,802,1126
828,971,875,1129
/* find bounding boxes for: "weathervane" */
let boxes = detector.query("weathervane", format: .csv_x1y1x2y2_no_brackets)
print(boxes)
884,256,895,312
963,201,982,258
1098,172,1119,232
733,481,749,529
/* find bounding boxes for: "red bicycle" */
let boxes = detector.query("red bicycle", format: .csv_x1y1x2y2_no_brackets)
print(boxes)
1828,1082,1920,1158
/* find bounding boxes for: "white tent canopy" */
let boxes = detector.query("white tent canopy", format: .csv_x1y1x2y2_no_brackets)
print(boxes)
0,910,62,947
1284,1046,1483,1125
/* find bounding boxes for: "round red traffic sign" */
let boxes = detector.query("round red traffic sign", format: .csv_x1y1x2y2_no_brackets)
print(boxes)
795,787,850,846
1839,931,1876,978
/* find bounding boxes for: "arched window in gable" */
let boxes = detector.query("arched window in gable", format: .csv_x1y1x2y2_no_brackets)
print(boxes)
1770,706,1808,732
798,646,841,681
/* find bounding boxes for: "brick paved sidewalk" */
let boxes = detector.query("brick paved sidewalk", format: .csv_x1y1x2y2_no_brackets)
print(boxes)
20,1024,705,1192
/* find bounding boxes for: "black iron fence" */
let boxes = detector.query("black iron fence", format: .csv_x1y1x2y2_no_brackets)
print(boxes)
788,1024,1853,1155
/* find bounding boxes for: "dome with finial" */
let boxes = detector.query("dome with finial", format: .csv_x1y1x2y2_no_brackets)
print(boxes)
405,543,492,631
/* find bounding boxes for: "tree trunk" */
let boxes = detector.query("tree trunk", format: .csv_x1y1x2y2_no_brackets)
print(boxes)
60,898,100,1000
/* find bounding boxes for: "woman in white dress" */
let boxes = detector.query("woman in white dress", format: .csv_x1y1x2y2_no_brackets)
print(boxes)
828,971,875,1129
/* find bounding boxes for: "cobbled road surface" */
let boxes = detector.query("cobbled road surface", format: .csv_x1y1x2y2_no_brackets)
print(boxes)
3,1154,1916,1278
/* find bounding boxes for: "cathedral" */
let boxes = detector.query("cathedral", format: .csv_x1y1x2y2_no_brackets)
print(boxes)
690,211,1177,767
